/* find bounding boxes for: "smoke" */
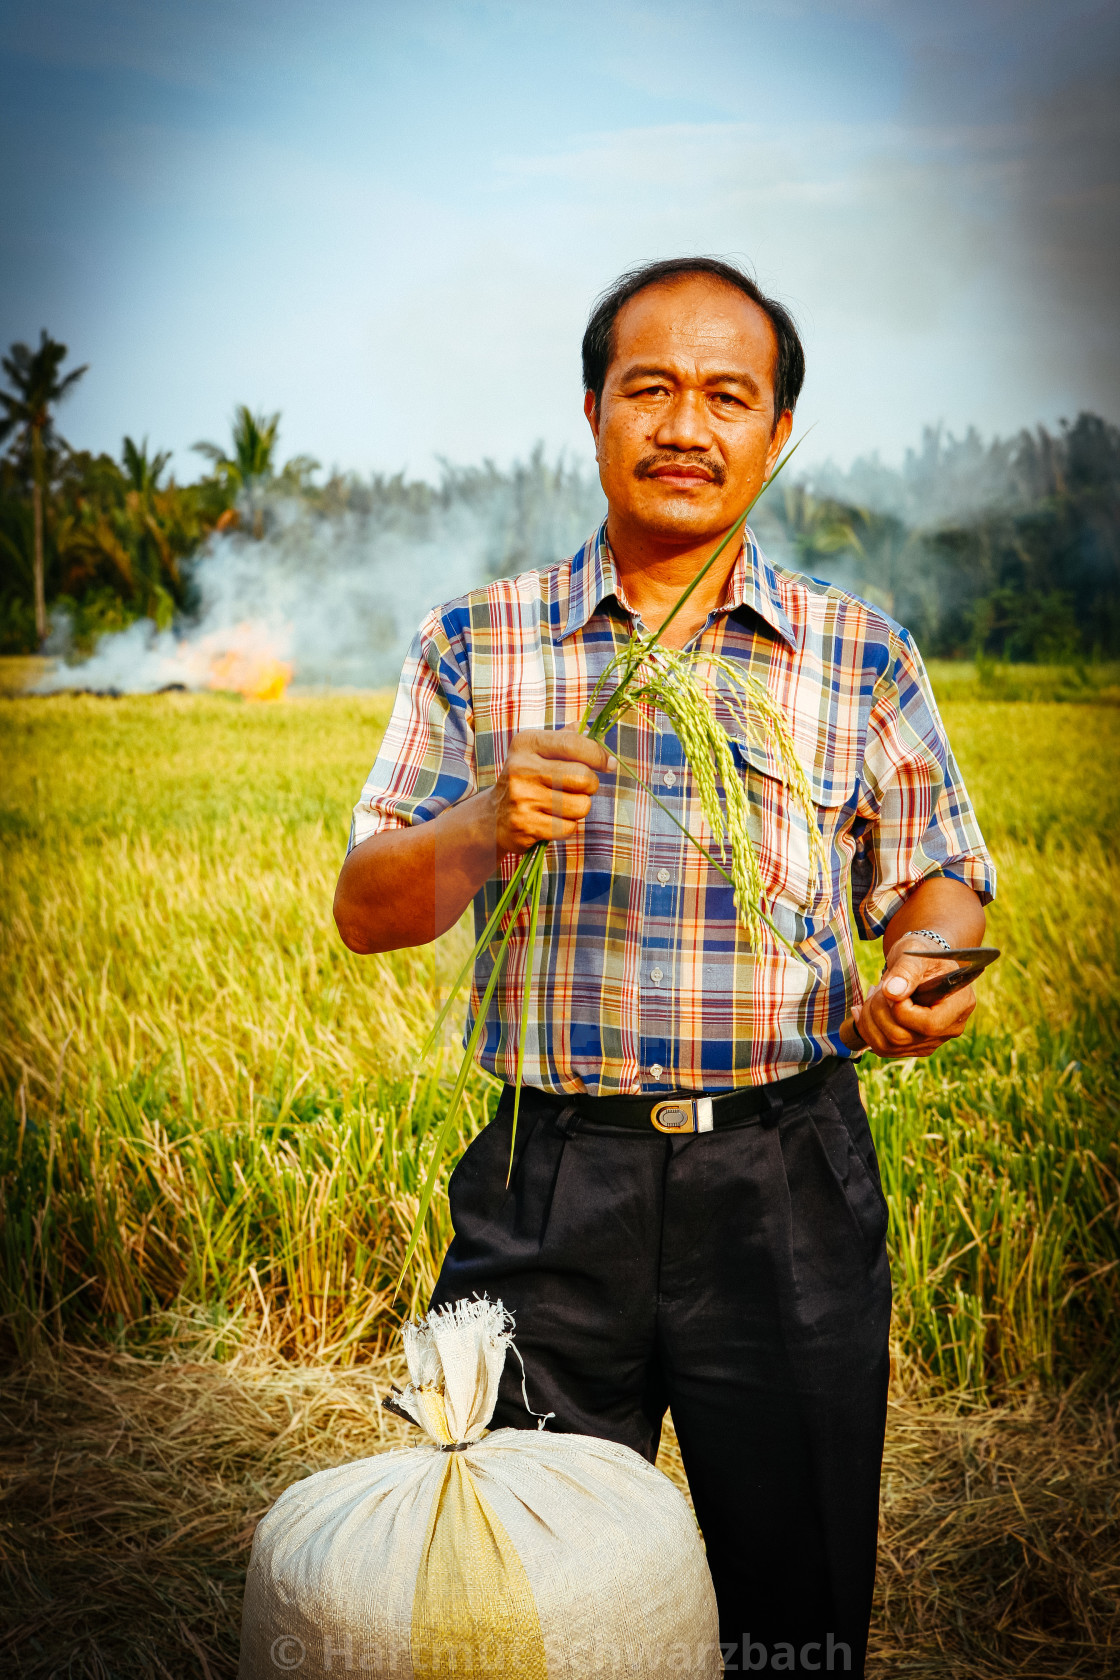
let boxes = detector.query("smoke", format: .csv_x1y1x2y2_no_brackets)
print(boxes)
36,453,607,694
750,410,1120,661
795,427,1029,529
34,414,1115,695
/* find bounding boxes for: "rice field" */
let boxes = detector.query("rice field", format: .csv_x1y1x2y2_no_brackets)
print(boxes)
1,678,1118,1675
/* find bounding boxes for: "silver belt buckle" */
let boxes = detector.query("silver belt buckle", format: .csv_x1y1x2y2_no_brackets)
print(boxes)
650,1097,714,1135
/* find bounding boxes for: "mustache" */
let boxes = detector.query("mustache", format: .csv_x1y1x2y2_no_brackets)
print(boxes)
634,451,727,485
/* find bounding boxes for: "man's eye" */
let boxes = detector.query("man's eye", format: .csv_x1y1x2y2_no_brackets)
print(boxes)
712,392,743,408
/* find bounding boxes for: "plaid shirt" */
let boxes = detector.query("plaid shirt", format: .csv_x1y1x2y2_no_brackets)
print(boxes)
351,522,995,1096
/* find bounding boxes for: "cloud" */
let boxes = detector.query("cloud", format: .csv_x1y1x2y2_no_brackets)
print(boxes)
4,0,1116,481
496,117,1021,331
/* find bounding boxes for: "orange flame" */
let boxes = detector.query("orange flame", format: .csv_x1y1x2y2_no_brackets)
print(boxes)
205,624,293,701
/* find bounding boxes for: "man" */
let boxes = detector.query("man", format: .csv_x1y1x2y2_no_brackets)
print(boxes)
335,257,995,1676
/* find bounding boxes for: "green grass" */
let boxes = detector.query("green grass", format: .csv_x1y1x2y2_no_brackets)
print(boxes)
925,658,1120,706
1,690,1118,1397
0,692,486,1347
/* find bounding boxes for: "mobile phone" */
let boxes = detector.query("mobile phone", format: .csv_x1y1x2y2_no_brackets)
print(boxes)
908,947,1001,1007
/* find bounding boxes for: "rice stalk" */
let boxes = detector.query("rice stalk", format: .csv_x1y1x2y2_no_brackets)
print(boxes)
393,852,540,1287
508,844,547,1179
588,644,824,947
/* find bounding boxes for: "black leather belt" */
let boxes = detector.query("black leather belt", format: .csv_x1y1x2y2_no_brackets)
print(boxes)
548,1057,841,1136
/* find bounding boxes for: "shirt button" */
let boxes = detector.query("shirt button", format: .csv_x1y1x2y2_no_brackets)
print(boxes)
650,966,664,984
663,770,676,787
656,867,671,886
649,1062,664,1080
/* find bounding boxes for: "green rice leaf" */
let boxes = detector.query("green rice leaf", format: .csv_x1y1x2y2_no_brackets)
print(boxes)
507,844,547,1185
396,858,538,1289
604,738,797,954
419,848,537,1060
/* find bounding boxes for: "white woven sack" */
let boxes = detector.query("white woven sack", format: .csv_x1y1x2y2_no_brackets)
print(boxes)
240,1298,720,1678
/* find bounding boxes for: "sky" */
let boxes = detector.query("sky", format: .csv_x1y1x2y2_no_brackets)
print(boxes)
2,0,1118,481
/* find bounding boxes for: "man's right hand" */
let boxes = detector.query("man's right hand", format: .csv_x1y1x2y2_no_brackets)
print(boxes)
334,727,613,954
491,729,614,853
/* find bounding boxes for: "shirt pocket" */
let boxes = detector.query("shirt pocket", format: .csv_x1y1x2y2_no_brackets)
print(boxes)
730,736,853,926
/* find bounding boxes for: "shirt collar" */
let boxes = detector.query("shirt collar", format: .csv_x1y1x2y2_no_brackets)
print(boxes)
561,519,798,651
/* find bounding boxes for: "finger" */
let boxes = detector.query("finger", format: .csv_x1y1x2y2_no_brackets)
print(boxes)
878,1040,941,1060
880,951,956,1004
855,1020,904,1056
858,1016,942,1058
882,1040,942,1060
891,985,976,1035
521,790,594,824
530,815,582,842
864,991,920,1049
881,956,926,1003
524,729,615,771
860,990,953,1056
866,1000,946,1057
870,1021,924,1054
500,803,587,853
514,759,601,795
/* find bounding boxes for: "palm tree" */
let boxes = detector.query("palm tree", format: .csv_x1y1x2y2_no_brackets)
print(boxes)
193,405,281,491
122,435,171,496
120,436,180,616
841,507,918,621
192,406,318,536
773,485,921,618
776,484,863,572
0,332,88,642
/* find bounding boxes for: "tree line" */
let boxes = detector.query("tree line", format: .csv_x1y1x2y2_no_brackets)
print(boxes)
758,416,1120,664
2,331,1118,662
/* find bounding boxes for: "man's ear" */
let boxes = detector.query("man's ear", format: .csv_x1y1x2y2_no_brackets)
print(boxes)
583,388,600,451
764,408,794,478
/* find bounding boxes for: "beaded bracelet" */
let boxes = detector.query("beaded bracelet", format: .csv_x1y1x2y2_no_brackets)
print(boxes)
903,928,952,952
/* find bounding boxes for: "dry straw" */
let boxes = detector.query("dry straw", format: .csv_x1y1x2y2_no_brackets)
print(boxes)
2,1333,1116,1679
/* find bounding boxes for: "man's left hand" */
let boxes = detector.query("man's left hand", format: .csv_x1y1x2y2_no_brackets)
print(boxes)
850,941,976,1059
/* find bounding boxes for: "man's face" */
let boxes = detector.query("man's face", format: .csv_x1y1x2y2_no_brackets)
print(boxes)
584,275,793,546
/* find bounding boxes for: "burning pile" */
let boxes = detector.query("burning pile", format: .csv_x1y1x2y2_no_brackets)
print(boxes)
33,619,294,700
205,626,293,701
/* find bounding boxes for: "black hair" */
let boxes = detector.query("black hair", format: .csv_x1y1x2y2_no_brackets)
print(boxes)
581,256,805,425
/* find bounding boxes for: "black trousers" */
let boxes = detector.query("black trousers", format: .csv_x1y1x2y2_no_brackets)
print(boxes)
430,1060,892,1678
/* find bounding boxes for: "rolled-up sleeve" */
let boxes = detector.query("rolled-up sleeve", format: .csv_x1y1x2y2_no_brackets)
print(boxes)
348,612,475,852
854,629,996,939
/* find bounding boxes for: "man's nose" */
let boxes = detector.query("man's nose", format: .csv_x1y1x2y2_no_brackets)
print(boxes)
653,389,713,452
